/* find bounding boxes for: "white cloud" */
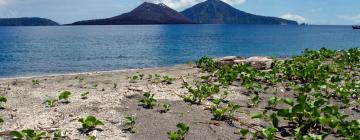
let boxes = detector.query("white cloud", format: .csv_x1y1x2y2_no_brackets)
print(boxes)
0,0,7,6
338,15,360,23
280,13,306,23
143,0,246,10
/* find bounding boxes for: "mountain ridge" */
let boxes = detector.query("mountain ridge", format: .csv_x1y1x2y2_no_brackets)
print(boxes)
181,0,298,25
71,2,192,25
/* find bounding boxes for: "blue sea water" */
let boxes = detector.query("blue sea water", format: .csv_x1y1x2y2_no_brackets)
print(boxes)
0,25,359,78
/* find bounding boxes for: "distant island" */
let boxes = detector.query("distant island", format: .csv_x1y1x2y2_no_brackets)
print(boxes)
71,2,192,25
71,0,297,25
0,0,298,26
181,0,297,25
0,17,59,26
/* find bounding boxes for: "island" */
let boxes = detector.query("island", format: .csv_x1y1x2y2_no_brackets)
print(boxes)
0,17,59,26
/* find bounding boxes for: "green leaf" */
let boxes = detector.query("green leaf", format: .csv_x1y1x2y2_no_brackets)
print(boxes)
59,91,71,101
239,129,249,137
212,99,221,105
87,136,96,140
270,113,279,128
251,113,263,119
168,131,180,140
79,116,104,130
9,131,24,139
176,123,189,132
168,123,189,140
277,109,292,118
282,98,295,106
0,96,7,103
268,96,278,106
261,127,277,140
81,92,89,97
292,104,306,114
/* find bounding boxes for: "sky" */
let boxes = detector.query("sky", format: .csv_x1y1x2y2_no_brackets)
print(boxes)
0,0,359,25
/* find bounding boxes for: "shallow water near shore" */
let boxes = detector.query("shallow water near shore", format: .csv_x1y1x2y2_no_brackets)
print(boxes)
0,25,359,77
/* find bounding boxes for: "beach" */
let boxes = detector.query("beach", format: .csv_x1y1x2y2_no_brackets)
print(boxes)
0,64,257,140
0,50,359,140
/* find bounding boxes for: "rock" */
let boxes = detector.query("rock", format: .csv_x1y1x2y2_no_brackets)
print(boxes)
235,56,273,70
214,56,242,67
214,56,273,70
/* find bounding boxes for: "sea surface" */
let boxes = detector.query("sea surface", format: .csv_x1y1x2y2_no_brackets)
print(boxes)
0,25,359,78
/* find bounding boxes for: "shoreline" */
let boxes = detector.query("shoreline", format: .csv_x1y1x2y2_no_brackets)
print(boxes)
0,64,190,81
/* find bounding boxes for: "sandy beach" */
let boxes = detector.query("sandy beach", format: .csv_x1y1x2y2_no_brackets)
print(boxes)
0,64,258,140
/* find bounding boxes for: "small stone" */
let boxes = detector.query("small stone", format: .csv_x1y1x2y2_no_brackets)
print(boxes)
128,86,143,92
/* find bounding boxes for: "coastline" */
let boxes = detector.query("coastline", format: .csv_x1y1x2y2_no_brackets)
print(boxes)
0,64,190,81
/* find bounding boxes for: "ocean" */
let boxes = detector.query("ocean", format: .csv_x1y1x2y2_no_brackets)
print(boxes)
0,25,358,78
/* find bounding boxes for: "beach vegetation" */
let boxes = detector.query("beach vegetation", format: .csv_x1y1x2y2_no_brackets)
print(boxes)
58,91,71,103
211,101,240,120
248,95,260,107
161,104,171,113
129,73,145,83
10,129,47,140
167,123,189,140
0,96,7,108
183,81,219,104
140,91,157,109
195,48,360,140
162,76,176,84
123,115,136,133
44,99,57,107
81,91,89,99
52,129,67,140
78,116,104,132
196,56,216,72
32,80,40,86
87,135,96,140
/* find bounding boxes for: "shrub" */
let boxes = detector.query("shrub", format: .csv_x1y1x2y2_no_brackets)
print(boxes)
196,56,216,72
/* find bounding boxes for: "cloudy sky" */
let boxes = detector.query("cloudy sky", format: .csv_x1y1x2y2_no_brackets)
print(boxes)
0,0,359,25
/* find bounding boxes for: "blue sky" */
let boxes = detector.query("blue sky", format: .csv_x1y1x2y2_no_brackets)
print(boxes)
0,0,359,25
